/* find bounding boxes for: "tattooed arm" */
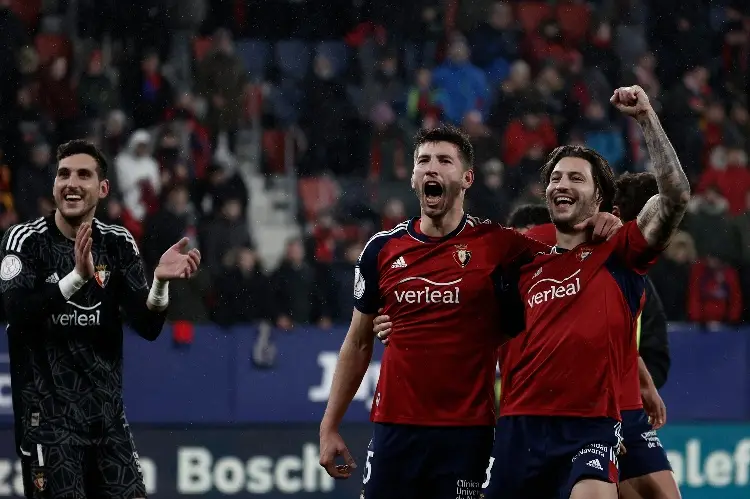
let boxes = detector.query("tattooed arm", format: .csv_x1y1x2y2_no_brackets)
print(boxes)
611,86,691,247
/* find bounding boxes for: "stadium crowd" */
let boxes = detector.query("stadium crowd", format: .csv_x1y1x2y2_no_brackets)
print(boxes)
0,0,748,329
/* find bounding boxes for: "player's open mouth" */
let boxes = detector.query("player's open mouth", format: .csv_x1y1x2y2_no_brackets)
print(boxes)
64,194,82,202
553,195,575,207
423,181,444,205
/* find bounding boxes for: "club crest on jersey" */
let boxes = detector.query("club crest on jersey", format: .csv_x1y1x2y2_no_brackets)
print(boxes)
33,472,46,491
453,244,472,268
577,248,592,261
94,264,110,288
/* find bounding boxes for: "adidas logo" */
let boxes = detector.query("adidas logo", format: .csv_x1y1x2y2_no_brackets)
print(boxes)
586,459,603,470
45,273,59,284
391,256,407,269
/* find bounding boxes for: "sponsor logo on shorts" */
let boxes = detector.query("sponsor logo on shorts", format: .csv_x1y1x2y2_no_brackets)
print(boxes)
455,479,481,499
641,429,664,449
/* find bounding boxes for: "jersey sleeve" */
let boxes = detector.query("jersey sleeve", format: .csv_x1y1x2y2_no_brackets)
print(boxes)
116,229,167,341
611,221,661,275
0,224,71,331
353,239,382,315
494,225,551,268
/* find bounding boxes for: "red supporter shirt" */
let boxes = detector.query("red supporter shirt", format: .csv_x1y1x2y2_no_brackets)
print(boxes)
500,221,658,421
354,214,548,426
619,295,647,411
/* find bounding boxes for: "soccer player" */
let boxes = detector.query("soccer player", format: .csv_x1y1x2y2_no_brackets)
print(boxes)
484,85,690,499
612,173,678,499
317,125,619,499
0,140,201,498
507,204,551,234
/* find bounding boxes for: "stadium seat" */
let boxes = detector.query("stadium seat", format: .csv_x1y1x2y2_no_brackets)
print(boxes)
515,2,554,35
275,39,312,80
34,33,72,66
262,129,288,174
315,41,349,77
9,0,41,30
192,37,213,63
298,177,339,221
556,3,590,46
236,39,272,81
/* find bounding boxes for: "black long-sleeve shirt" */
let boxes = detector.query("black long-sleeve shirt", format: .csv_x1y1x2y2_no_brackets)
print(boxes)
639,276,670,389
0,215,166,452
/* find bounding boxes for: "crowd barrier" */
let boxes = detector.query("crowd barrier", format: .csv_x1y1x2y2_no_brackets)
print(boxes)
0,424,746,498
0,324,749,424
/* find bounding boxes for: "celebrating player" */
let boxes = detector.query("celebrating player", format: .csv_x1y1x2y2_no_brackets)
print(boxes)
612,173,678,499
0,140,201,498
318,125,619,499
484,85,690,499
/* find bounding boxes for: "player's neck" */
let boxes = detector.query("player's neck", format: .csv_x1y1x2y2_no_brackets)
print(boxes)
420,207,465,237
55,210,94,240
555,230,588,250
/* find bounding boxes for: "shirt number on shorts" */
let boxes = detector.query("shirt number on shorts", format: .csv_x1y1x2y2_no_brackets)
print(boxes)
482,457,495,488
363,450,374,484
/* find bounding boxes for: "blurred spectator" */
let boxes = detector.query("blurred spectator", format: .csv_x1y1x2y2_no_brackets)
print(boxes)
192,162,248,222
212,247,271,327
368,102,412,181
469,2,520,79
574,101,625,171
38,57,79,144
361,49,407,119
432,35,489,124
582,20,620,89
462,110,500,167
114,130,161,226
7,82,48,165
122,50,174,130
13,141,55,221
381,197,407,231
195,29,247,153
688,255,743,326
163,0,207,90
101,110,129,160
270,238,319,329
525,19,571,69
623,52,661,109
732,191,750,320
141,183,197,271
199,196,252,269
683,186,739,265
650,231,697,321
488,60,532,130
78,50,119,119
502,104,557,168
697,145,750,215
319,241,363,323
0,148,17,237
405,68,443,125
466,158,510,223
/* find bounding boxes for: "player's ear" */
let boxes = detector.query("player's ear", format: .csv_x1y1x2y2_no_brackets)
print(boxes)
99,179,110,199
462,168,474,189
612,205,621,218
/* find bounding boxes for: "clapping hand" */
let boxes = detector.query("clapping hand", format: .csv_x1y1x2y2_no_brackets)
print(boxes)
154,238,201,281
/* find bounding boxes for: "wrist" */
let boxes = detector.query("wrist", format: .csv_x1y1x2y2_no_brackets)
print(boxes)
636,108,657,125
58,270,88,300
147,277,169,310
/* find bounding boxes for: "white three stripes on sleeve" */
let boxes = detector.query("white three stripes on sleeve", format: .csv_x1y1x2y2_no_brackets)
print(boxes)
94,219,140,256
5,218,47,253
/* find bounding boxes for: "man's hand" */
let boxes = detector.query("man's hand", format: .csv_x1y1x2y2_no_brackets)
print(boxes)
319,429,357,479
75,222,95,279
154,237,201,281
373,308,393,346
610,85,653,119
642,385,667,430
573,212,622,241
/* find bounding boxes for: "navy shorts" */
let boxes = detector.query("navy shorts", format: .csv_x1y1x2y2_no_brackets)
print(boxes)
484,416,621,499
361,423,494,499
619,409,672,481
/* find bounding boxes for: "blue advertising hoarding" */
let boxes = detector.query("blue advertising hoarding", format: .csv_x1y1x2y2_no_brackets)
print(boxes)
0,424,745,498
0,324,748,424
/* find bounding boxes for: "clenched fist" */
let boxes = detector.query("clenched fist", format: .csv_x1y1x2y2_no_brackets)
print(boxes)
610,85,653,119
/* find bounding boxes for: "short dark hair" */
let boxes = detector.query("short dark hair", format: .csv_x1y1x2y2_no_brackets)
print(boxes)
613,172,658,222
414,125,475,170
56,139,109,179
540,145,616,212
507,204,551,229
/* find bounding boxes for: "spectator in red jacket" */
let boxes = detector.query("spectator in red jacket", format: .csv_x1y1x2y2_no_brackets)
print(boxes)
502,106,557,167
698,145,750,215
688,255,743,325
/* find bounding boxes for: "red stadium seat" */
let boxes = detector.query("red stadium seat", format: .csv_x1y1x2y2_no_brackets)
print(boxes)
34,33,72,66
192,37,213,63
9,0,41,30
556,3,591,46
515,2,553,35
262,129,287,174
